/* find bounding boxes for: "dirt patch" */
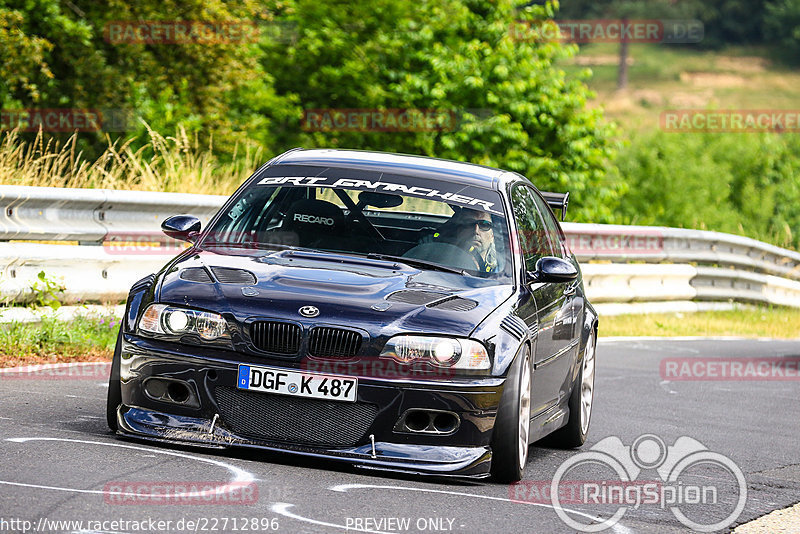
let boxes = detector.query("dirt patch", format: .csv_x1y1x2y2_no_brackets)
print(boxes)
573,55,635,66
680,72,747,87
715,56,770,73
668,90,715,108
0,347,112,368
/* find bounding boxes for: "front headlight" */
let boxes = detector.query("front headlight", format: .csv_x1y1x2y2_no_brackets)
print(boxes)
380,335,490,370
139,304,229,340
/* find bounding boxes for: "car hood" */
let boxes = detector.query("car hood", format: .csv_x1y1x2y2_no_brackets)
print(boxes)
158,248,513,338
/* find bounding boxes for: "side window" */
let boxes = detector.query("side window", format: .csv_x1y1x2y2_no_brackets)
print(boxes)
511,184,555,270
528,188,566,258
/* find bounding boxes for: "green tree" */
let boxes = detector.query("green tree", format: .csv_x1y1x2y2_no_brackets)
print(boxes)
0,0,295,158
264,0,622,222
617,131,800,248
764,0,800,64
0,6,53,103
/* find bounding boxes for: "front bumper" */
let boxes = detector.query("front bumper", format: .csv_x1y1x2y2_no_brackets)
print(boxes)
115,334,507,478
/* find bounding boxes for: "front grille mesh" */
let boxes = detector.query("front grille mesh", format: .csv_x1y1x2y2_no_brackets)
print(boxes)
251,321,301,354
309,327,362,358
214,386,377,447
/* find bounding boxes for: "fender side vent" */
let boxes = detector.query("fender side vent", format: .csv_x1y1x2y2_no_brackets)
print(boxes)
528,322,540,340
130,273,156,293
500,315,527,340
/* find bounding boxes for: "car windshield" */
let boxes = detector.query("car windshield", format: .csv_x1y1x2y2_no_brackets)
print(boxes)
201,170,512,283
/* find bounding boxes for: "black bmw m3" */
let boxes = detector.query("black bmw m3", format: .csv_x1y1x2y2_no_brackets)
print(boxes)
107,148,597,482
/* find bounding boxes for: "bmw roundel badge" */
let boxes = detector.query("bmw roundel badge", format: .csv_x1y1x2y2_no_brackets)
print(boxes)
241,286,259,297
299,305,320,318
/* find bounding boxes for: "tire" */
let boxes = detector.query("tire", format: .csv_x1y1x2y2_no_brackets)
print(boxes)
545,330,596,448
106,330,123,432
491,345,532,483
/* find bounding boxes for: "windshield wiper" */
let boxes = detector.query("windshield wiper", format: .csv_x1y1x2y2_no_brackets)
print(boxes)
366,253,466,275
199,241,299,252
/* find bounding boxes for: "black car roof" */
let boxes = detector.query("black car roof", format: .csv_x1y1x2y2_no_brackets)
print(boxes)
271,148,508,190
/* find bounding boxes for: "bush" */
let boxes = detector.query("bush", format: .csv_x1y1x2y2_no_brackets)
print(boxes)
617,131,800,248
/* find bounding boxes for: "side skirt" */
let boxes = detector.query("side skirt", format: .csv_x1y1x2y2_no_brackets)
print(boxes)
528,403,568,444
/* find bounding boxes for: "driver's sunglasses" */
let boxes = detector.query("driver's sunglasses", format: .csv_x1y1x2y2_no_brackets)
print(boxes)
461,220,493,232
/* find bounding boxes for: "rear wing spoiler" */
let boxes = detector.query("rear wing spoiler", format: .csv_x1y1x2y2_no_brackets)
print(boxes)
541,191,569,221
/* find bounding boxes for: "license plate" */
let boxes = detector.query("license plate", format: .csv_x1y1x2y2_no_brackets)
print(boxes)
237,364,357,402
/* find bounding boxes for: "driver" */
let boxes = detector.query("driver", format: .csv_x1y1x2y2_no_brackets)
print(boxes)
424,208,498,272
452,209,498,273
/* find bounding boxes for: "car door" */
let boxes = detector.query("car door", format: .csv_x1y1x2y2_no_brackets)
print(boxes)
509,183,562,416
527,187,580,410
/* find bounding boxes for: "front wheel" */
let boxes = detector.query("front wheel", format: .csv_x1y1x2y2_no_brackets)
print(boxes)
546,330,596,448
106,330,122,431
491,346,532,482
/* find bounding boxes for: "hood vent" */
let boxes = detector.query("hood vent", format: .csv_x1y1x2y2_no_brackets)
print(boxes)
427,296,478,311
386,290,476,311
386,290,451,305
211,267,257,285
180,268,213,283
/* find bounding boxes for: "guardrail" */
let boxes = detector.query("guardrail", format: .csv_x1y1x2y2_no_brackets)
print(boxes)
2,185,799,312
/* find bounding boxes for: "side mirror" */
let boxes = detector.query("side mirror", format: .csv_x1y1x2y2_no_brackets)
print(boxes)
528,256,578,283
162,215,201,242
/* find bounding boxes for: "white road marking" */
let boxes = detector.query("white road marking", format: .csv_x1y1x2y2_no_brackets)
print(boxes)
329,483,635,534
1,437,254,500
659,380,678,395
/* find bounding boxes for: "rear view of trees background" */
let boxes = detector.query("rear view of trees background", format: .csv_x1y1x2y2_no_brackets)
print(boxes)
0,0,798,248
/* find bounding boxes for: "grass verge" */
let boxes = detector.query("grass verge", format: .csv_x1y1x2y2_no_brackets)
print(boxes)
599,306,800,339
0,315,120,367
0,306,797,367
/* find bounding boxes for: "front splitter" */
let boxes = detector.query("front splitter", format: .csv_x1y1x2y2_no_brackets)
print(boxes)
116,405,492,479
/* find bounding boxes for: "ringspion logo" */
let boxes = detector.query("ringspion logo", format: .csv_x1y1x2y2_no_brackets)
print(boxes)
534,434,747,532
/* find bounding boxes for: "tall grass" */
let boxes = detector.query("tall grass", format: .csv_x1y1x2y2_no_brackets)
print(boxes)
0,126,265,194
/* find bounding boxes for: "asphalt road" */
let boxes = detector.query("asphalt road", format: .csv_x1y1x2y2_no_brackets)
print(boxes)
1,338,799,534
